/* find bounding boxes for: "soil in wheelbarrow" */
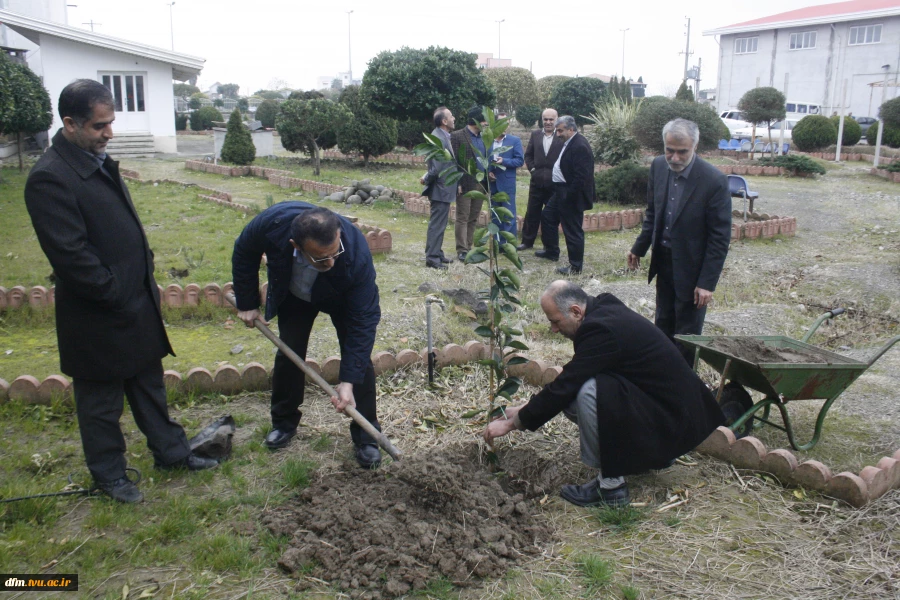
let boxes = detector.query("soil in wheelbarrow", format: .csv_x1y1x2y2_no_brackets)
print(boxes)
262,445,555,599
708,336,829,364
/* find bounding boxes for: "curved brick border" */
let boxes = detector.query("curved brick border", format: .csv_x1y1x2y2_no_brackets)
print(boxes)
2,342,898,507
696,427,900,507
730,213,797,241
869,167,900,183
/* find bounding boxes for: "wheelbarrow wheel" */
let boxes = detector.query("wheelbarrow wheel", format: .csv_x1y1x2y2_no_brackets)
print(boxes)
719,382,754,439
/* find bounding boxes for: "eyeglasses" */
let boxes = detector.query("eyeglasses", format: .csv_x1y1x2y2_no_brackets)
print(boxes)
305,239,345,264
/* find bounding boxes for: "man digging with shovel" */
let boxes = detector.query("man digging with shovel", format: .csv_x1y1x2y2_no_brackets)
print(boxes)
484,281,724,507
232,204,383,468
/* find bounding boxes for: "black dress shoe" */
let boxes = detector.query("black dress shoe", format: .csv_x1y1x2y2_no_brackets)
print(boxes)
96,476,143,503
426,260,448,270
560,479,630,508
534,250,559,261
158,453,220,471
440,255,453,264
457,251,468,262
516,243,532,251
556,265,582,275
265,428,296,450
355,443,382,469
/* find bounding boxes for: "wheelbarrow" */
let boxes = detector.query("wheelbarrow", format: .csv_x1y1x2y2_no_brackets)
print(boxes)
676,309,900,450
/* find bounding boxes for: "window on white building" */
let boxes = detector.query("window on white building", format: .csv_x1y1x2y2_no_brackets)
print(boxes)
849,24,882,45
790,31,817,50
734,37,758,54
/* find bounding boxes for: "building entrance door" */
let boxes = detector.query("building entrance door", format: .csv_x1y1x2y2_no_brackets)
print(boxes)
99,72,150,132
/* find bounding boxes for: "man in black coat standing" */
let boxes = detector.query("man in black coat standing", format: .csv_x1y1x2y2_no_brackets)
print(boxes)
534,116,595,275
25,80,217,504
231,203,383,469
628,119,732,364
485,281,724,507
518,108,563,251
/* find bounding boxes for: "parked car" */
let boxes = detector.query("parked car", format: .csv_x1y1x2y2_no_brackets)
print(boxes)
733,119,799,143
853,116,876,137
719,109,752,135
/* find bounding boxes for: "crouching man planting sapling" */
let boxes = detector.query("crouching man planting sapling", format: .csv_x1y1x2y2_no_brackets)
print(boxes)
484,281,724,507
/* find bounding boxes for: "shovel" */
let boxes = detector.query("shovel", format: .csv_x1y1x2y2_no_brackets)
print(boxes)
225,293,401,461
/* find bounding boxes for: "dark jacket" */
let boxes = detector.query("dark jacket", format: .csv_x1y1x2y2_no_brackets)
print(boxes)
25,130,172,380
517,294,724,477
631,155,732,301
231,201,380,385
450,126,488,195
524,129,564,188
422,127,456,203
556,132,595,213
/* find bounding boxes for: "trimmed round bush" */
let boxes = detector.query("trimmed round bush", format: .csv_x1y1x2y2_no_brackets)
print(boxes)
256,99,279,129
190,106,223,131
878,96,900,128
220,109,256,165
632,97,728,153
830,115,861,146
174,112,188,131
594,161,649,205
864,120,900,148
515,105,541,129
396,119,431,150
791,115,837,151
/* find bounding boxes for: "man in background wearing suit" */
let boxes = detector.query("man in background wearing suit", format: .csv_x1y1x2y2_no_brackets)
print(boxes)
488,128,524,239
25,80,218,504
421,107,457,269
628,118,732,365
450,106,489,261
518,108,563,251
534,115,595,275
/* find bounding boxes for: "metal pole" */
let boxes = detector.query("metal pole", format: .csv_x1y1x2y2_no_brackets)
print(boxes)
874,64,890,167
835,79,847,162
683,17,691,82
620,28,629,77
778,73,789,155
347,10,353,84
495,19,505,59
425,296,444,385
168,2,175,51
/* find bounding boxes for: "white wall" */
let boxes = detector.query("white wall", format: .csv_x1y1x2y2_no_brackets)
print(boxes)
716,15,900,119
38,34,178,153
0,0,68,76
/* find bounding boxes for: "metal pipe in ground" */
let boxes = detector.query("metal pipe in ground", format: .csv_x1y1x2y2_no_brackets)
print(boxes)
225,293,401,461
425,296,445,384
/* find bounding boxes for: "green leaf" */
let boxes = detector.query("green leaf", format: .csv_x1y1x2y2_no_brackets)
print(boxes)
461,408,486,419
477,358,500,368
487,223,500,235
500,231,517,243
498,377,521,396
464,190,489,203
499,268,521,289
473,227,488,245
489,405,508,419
468,252,489,264
444,171,464,186
508,340,529,350
494,206,514,220
491,192,510,204
497,391,512,401
506,356,529,365
500,242,522,269
474,325,494,337
501,326,524,336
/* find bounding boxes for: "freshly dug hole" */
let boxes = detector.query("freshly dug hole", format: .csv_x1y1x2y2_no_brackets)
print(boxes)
263,445,554,599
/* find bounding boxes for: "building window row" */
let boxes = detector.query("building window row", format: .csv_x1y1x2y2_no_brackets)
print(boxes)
849,24,882,45
790,31,817,50
735,36,758,54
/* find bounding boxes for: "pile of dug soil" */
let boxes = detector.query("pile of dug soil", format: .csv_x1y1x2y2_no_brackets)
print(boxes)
708,336,829,364
263,447,554,599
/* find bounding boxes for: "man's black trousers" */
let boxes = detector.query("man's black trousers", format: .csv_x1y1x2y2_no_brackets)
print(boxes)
654,246,707,365
73,360,191,483
540,184,585,268
520,183,554,247
271,292,379,446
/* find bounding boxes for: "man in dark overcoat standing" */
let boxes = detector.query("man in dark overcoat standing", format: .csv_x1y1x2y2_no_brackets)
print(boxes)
231,203,383,469
25,80,217,504
518,108,563,251
484,281,724,507
628,118,732,364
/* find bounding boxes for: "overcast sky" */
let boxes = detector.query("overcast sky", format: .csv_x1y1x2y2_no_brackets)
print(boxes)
63,0,822,98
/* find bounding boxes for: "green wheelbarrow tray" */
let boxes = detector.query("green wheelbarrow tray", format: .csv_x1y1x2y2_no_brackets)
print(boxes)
676,309,900,450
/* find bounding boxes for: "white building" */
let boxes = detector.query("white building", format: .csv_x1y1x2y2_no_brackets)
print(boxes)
705,0,900,119
0,7,204,154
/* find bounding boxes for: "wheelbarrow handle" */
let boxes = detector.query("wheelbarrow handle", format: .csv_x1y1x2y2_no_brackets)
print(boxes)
866,335,900,368
800,308,845,344
224,293,401,462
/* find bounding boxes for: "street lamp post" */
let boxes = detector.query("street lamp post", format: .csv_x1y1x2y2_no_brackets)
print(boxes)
619,28,629,78
347,10,354,84
495,19,505,60
167,2,175,51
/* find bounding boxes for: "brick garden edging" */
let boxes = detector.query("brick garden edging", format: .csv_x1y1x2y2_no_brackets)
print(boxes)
2,340,898,507
696,427,900,507
869,167,900,183
730,212,797,241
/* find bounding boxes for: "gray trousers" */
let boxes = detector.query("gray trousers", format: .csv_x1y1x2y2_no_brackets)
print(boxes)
425,199,451,261
563,378,625,488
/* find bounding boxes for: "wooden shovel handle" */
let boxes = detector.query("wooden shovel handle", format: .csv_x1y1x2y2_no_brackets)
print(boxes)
225,293,401,461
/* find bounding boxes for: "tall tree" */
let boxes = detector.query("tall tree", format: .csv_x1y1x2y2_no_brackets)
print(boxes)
0,55,53,172
360,46,495,122
675,81,695,102
537,75,571,107
220,108,256,165
217,83,240,99
737,87,786,156
277,98,351,175
336,85,398,167
483,67,540,115
548,77,607,129
173,82,200,99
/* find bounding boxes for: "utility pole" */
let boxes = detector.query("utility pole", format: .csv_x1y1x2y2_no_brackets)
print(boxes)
695,57,702,98
82,19,100,31
681,17,692,81
495,19,505,59
347,10,353,84
874,64,890,167
620,28,629,77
